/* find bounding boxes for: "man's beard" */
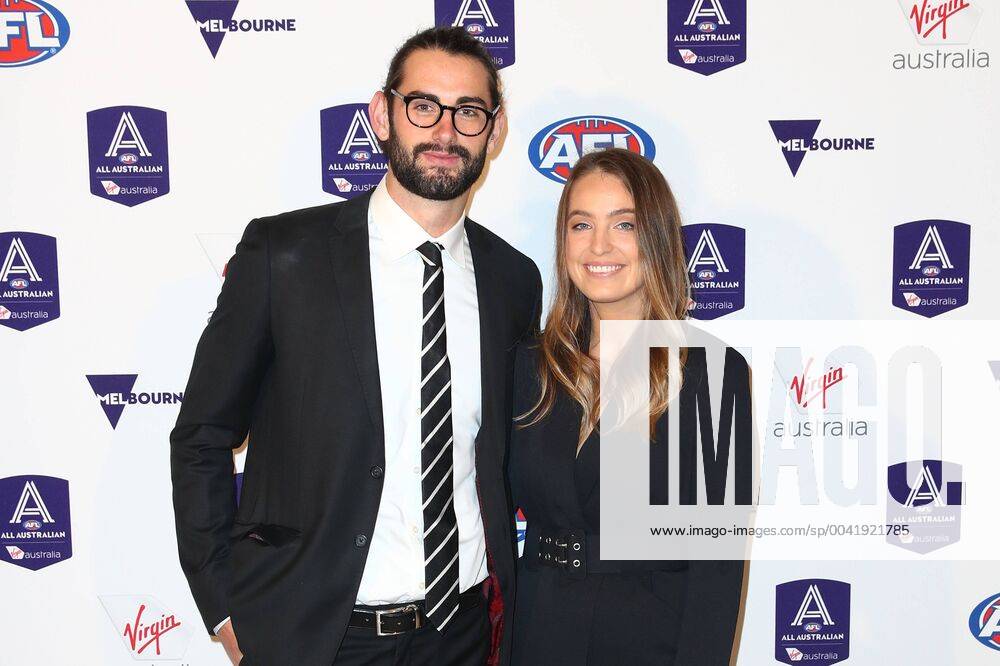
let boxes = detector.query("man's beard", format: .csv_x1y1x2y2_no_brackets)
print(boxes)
383,120,488,201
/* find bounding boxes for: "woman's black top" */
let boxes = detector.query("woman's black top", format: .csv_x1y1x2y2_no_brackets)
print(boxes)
508,341,747,666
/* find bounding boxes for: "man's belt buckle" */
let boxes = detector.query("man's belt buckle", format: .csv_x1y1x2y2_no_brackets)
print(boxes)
375,603,421,636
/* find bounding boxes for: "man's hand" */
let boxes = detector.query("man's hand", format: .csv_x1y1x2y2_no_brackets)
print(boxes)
216,620,244,665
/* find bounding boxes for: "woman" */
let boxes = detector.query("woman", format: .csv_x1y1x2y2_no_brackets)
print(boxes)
509,148,748,665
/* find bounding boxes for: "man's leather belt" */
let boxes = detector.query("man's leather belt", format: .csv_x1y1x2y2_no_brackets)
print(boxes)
525,527,687,580
349,586,482,636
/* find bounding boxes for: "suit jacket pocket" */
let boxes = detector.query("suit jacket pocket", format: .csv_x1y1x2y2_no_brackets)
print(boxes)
231,522,301,548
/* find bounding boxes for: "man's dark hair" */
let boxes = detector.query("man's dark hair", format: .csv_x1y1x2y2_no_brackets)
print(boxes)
383,26,502,109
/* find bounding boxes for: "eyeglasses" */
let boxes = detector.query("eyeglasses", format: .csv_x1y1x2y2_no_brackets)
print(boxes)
390,89,499,137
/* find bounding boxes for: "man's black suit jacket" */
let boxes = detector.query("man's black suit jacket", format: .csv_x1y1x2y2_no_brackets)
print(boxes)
170,192,541,666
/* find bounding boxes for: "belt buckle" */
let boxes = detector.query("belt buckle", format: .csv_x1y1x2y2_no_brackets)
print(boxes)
554,538,568,566
375,603,420,637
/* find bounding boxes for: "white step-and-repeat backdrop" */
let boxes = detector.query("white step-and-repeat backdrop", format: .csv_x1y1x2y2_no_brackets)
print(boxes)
3,1,998,664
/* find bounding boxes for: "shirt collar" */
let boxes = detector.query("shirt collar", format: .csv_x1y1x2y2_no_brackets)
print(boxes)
368,177,468,268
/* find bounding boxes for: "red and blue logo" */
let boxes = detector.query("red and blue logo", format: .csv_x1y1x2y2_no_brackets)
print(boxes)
970,593,1000,651
514,507,526,556
0,0,69,68
528,115,656,184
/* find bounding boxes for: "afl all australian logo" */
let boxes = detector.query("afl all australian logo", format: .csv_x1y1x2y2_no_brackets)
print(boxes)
668,0,746,75
0,231,60,331
528,115,656,183
891,219,970,317
0,475,72,571
0,0,70,67
435,0,515,69
87,106,170,207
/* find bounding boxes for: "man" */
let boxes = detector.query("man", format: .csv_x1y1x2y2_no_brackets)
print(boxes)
170,26,541,666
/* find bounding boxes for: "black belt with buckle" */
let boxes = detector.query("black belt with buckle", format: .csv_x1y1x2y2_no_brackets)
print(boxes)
349,586,483,636
525,527,687,580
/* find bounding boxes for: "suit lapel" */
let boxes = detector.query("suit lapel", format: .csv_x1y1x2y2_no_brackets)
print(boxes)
327,193,384,444
467,221,503,450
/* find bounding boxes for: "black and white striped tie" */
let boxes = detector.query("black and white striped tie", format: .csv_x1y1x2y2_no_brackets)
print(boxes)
417,241,460,632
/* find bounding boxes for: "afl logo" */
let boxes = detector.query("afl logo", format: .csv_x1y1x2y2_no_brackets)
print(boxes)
696,269,716,280
804,622,821,633
0,0,70,68
22,519,41,530
528,115,656,184
465,23,485,35
351,150,371,162
969,593,1000,651
515,508,526,544
697,21,717,32
118,153,138,165
922,265,941,277
9,277,28,289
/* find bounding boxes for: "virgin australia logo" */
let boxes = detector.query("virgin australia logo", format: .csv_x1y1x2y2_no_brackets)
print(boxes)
99,595,192,659
906,0,976,41
789,358,845,409
892,0,990,70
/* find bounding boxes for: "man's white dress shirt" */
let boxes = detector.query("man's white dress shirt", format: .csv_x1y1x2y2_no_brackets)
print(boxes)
355,178,488,605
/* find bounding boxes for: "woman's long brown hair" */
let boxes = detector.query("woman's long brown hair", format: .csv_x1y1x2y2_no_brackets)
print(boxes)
519,148,690,446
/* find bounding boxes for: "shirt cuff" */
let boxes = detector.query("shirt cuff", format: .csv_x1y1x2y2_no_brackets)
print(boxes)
213,616,231,635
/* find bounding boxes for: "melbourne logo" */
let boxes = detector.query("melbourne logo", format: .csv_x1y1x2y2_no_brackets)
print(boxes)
86,374,184,430
970,593,1000,651
667,0,746,75
185,0,296,58
320,103,388,200
0,475,72,571
528,116,655,183
87,106,169,207
768,120,876,176
892,219,970,317
775,579,851,665
683,223,745,319
0,231,59,331
0,0,69,67
893,0,989,69
886,459,962,554
436,0,514,69
99,594,192,659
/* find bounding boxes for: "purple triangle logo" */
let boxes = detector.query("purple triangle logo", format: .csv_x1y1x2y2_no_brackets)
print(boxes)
769,120,821,176
186,1,239,58
86,374,138,429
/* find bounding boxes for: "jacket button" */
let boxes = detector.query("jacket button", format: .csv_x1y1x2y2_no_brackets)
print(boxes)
355,534,368,548
370,465,384,479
